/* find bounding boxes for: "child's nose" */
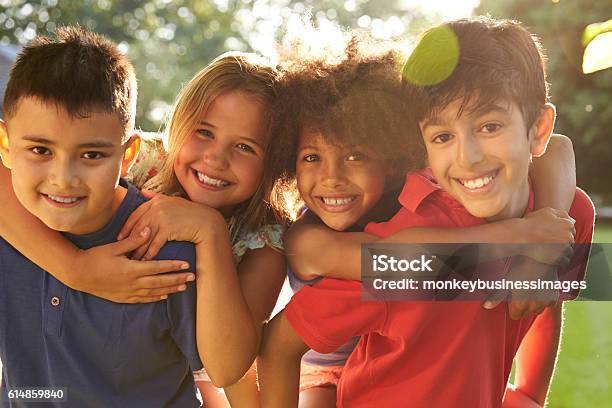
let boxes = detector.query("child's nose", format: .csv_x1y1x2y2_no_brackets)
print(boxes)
320,160,346,187
49,160,81,189
456,134,485,168
202,144,229,171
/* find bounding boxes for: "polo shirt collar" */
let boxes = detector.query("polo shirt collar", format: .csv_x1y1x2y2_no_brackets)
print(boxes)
399,168,535,216
398,168,441,213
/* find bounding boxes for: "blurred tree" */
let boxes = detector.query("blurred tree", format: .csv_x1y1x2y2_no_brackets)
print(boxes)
0,0,430,131
477,0,612,195
0,0,238,131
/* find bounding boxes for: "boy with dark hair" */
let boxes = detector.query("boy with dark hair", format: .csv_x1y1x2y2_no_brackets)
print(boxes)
0,27,202,406
261,17,593,407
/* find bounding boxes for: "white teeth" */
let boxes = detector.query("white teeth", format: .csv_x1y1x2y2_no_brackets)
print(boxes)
322,196,356,206
197,172,229,187
460,175,494,190
47,195,80,204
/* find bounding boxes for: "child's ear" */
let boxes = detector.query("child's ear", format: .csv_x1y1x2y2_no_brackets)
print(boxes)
120,133,141,177
529,103,556,158
0,120,12,169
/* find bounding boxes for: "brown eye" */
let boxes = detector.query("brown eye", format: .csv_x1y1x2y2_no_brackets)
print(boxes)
31,146,51,155
482,123,502,133
432,133,452,144
82,151,105,160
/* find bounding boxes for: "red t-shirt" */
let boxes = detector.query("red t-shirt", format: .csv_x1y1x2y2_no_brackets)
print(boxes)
285,169,595,408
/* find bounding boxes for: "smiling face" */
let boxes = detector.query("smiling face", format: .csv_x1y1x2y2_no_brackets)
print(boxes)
420,98,554,221
0,96,138,235
296,131,387,231
173,90,268,217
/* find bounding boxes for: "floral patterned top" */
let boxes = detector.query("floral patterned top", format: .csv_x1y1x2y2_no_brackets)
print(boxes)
127,136,166,189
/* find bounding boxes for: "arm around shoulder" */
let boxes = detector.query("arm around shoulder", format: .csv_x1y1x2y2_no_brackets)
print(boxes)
286,219,373,281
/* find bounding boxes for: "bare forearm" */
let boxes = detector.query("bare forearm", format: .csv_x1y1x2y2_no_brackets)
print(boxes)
531,134,576,211
288,220,536,281
259,313,307,408
514,303,563,405
0,166,79,284
286,225,369,281
195,233,258,387
379,221,525,244
223,366,260,408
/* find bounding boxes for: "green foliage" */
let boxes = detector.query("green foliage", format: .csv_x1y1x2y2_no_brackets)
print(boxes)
549,300,612,407
476,0,612,195
0,0,421,131
0,0,236,130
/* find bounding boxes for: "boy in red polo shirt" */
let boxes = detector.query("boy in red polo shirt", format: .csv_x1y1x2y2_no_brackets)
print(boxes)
260,18,594,408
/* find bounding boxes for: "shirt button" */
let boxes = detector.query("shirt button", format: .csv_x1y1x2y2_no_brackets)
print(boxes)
50,296,61,307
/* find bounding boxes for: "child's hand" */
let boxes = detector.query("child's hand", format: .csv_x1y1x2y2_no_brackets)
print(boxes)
517,207,576,265
117,193,227,260
71,228,195,303
503,386,542,408
484,257,559,319
521,207,576,242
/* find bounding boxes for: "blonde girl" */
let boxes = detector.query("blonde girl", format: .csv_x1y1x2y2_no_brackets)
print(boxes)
0,52,291,407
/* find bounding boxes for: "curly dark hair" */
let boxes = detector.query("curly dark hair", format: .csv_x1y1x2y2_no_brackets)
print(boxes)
270,33,425,218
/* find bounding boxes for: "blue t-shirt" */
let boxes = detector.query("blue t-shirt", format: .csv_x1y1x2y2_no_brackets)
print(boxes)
0,180,202,407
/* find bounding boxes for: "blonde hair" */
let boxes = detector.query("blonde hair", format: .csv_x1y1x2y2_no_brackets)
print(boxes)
146,51,288,238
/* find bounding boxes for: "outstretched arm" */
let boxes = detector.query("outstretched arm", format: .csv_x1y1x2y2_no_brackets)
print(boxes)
0,166,194,302
194,223,259,387
223,242,286,404
258,311,309,408
531,134,576,211
197,237,286,389
287,134,576,282
287,209,573,282
506,303,563,407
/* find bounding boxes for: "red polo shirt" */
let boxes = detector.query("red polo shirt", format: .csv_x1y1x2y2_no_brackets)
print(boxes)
285,169,594,408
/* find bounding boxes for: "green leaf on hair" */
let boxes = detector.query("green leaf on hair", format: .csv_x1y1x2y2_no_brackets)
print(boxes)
402,25,459,86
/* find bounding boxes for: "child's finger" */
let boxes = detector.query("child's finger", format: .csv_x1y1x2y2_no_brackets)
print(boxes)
130,221,158,260
118,201,153,240
133,240,153,260
141,189,157,199
126,295,169,304
110,228,150,255
483,288,508,309
508,301,528,320
135,270,195,290
134,284,188,297
143,234,169,261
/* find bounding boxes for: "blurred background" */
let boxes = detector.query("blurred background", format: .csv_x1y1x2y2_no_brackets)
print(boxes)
0,1,610,406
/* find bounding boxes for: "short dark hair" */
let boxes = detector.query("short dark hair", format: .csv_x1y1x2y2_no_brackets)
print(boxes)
403,16,549,130
3,26,137,133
